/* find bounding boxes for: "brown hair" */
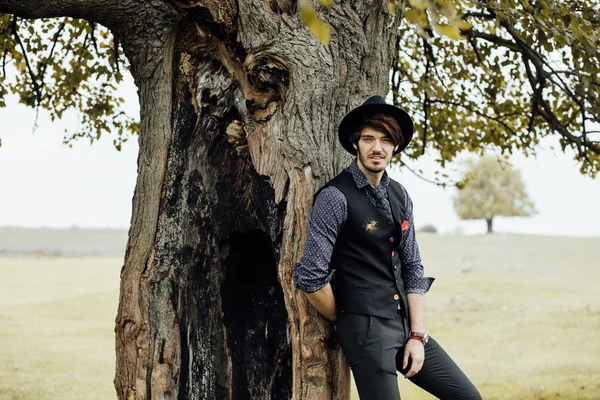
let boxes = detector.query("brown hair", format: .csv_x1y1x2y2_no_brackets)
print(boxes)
349,113,403,149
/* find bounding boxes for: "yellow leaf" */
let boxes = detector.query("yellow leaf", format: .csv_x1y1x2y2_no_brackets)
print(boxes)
409,0,430,11
455,19,472,30
434,23,462,40
404,8,424,24
310,18,331,44
570,16,579,30
388,1,399,14
299,0,331,44
436,2,457,19
317,0,332,7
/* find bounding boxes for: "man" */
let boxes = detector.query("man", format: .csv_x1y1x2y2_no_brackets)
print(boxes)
293,96,481,399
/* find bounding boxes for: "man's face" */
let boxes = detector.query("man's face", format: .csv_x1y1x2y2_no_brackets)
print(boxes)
353,127,398,173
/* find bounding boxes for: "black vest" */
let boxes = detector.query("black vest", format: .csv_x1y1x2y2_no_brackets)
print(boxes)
324,170,408,320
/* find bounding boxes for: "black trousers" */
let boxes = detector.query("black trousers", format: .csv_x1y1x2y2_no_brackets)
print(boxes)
337,310,481,400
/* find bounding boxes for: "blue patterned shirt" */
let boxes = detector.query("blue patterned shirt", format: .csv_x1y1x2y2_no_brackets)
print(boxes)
293,160,434,295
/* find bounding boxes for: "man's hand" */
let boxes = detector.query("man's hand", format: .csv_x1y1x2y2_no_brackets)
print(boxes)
404,292,426,378
402,339,425,378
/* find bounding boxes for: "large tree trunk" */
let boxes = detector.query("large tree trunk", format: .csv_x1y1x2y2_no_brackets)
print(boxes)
114,0,402,398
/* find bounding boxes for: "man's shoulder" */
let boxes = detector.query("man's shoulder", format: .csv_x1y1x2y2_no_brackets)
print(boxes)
387,176,408,195
327,168,353,186
317,170,353,194
317,184,345,198
311,185,348,224
387,176,411,208
314,184,346,207
313,169,354,207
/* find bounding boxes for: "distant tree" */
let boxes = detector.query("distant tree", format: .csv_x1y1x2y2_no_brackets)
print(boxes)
454,155,536,234
418,224,438,234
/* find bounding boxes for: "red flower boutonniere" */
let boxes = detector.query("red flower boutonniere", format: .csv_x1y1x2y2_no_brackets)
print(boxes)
401,220,409,232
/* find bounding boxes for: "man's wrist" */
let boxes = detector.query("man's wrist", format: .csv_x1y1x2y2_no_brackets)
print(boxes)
408,336,424,345
409,331,429,345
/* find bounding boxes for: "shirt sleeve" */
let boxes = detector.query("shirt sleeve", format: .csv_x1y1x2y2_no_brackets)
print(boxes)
293,186,347,293
399,186,435,295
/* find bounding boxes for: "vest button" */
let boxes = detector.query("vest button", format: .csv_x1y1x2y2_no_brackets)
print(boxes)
393,294,399,300
390,237,395,243
394,265,397,270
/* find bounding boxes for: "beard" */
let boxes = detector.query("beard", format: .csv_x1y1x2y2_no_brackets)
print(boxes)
357,148,389,173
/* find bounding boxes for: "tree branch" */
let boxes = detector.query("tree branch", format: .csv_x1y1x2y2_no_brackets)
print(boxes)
0,0,182,85
398,159,453,187
0,20,9,78
429,99,519,137
468,9,600,159
89,21,98,52
39,19,67,91
463,11,496,19
469,30,522,53
500,20,600,157
0,0,181,40
422,36,432,155
0,0,116,29
11,16,43,104
1,46,7,78
467,34,485,65
391,34,401,100
522,57,541,136
113,34,120,74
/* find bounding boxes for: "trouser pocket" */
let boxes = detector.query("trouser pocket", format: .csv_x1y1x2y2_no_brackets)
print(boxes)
337,313,372,355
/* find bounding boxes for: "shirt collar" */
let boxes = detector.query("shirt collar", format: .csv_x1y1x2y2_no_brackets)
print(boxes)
347,159,390,190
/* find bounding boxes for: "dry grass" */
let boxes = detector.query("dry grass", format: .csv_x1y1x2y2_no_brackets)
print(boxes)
0,256,121,400
1,233,599,399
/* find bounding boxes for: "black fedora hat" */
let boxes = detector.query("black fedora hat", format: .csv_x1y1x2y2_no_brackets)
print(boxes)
338,95,414,155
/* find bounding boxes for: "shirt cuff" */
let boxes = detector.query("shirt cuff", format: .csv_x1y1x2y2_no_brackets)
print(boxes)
405,277,435,295
293,264,335,293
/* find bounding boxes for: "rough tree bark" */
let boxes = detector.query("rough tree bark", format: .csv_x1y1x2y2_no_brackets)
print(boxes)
1,0,402,398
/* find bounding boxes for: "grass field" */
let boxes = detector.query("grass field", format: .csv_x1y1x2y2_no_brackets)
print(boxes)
1,231,599,399
0,256,121,400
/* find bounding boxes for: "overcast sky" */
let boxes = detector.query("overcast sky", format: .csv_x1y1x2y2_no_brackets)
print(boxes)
1,75,599,237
